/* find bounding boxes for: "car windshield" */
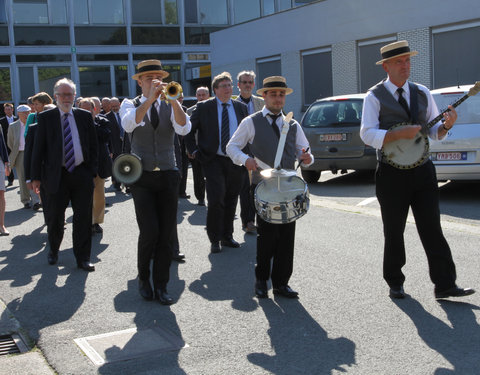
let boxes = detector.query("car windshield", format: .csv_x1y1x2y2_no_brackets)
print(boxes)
302,99,363,128
433,92,480,125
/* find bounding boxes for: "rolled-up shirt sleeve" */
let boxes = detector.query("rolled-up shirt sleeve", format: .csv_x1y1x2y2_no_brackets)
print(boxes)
226,116,254,166
360,91,387,150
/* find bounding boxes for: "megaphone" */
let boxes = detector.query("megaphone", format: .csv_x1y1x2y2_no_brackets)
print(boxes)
112,153,142,185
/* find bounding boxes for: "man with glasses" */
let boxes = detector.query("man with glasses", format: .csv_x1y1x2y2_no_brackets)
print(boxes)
31,78,98,272
186,72,249,254
235,71,264,234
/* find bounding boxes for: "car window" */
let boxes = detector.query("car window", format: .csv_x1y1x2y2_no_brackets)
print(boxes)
433,93,480,125
302,99,363,128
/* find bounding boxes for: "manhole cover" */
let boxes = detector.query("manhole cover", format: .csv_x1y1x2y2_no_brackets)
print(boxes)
74,327,187,365
0,334,28,355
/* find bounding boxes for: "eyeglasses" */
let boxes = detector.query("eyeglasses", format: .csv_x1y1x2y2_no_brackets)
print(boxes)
217,83,233,89
56,93,75,98
239,80,254,84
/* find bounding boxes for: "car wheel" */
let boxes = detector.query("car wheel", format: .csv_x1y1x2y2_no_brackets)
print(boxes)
301,169,321,183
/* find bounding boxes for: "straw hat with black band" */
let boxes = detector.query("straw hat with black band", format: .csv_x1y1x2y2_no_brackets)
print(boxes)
132,59,169,80
376,40,418,65
257,76,293,95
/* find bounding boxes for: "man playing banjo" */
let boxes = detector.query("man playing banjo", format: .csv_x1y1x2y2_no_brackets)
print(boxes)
360,40,475,299
227,76,313,299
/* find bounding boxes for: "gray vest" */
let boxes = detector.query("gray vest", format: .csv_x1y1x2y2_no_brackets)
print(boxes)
131,100,177,171
371,81,429,162
249,112,297,184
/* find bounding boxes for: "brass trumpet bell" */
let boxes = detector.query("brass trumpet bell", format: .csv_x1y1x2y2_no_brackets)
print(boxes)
164,81,183,101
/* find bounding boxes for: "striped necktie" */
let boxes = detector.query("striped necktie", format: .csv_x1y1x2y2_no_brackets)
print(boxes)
220,103,230,154
150,101,159,129
63,113,76,172
397,87,411,118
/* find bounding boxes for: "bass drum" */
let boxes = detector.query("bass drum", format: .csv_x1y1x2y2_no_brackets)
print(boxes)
254,175,309,224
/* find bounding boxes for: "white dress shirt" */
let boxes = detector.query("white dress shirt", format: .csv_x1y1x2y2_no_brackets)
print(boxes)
226,106,313,168
119,95,191,136
360,77,444,150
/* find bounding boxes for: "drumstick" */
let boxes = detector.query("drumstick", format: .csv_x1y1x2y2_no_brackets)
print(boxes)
296,147,310,170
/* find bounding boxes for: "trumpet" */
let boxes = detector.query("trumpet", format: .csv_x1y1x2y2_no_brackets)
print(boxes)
163,81,183,101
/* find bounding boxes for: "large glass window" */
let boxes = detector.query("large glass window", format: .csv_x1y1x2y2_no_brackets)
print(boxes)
302,49,332,105
0,67,11,101
263,0,275,16
14,26,70,45
12,0,66,24
38,66,70,94
165,0,178,24
74,27,126,45
185,27,223,44
433,25,480,88
0,0,7,23
278,0,291,11
75,0,124,24
132,27,180,44
17,54,71,62
359,40,391,92
184,0,228,24
18,66,35,100
0,27,8,45
114,65,128,98
79,66,111,97
257,57,281,86
132,0,162,24
234,0,260,24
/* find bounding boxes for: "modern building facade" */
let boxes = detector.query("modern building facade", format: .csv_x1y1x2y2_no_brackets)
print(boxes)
0,0,317,110
211,0,480,119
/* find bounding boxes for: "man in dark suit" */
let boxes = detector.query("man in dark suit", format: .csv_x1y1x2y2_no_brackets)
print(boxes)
0,103,17,186
32,78,98,272
186,72,249,253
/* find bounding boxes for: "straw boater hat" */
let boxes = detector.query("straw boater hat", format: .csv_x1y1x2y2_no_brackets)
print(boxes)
256,76,293,95
132,59,169,80
376,40,418,65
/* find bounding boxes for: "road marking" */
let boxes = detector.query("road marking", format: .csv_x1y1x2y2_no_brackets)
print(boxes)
357,197,377,206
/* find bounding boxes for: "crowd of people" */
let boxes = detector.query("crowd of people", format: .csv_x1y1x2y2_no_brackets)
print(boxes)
0,40,475,304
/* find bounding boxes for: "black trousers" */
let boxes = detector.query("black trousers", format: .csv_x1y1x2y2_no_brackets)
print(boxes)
239,167,255,227
191,158,205,202
131,169,179,289
375,160,456,291
255,213,296,287
178,137,189,195
202,155,243,243
45,164,94,263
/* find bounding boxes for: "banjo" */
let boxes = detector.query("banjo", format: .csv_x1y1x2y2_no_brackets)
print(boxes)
381,81,480,169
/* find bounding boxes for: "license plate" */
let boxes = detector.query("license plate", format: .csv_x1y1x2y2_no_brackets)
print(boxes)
319,133,346,142
432,152,467,161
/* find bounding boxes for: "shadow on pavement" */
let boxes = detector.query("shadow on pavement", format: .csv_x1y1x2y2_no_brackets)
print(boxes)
248,297,356,374
393,297,480,374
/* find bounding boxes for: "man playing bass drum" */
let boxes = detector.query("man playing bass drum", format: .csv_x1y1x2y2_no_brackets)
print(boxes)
227,76,313,299
360,40,474,300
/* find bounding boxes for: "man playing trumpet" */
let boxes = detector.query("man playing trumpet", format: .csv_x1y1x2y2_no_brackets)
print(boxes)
119,59,191,305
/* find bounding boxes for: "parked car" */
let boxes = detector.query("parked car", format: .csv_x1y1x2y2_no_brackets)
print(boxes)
430,84,480,181
299,93,376,183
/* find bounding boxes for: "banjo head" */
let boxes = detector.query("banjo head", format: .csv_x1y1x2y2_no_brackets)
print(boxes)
381,123,430,169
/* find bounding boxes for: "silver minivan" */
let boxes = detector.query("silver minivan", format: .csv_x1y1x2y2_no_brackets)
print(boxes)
299,93,376,183
430,84,480,181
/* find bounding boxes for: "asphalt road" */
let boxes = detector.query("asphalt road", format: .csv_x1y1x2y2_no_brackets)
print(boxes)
0,171,479,374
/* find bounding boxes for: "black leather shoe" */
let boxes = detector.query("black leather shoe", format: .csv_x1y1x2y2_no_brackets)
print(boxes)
221,238,240,248
139,279,153,300
255,280,268,299
47,251,58,265
155,289,175,305
23,202,31,209
172,252,186,262
77,261,95,272
389,286,406,299
435,286,475,299
211,242,221,253
32,203,42,211
92,223,103,233
273,285,299,298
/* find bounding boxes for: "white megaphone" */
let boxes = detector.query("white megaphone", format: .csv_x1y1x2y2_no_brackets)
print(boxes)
112,153,142,185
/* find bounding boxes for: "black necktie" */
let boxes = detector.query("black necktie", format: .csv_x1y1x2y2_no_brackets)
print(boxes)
150,101,159,129
220,103,230,154
397,87,411,118
268,113,281,139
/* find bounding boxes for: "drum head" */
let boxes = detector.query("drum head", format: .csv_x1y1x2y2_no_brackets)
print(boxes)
260,168,297,178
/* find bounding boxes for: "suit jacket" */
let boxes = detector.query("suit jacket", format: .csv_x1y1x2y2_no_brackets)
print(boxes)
23,122,37,181
1,116,18,154
7,119,24,168
235,94,264,114
186,98,248,163
106,111,123,156
0,127,8,163
31,107,98,194
94,115,113,179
